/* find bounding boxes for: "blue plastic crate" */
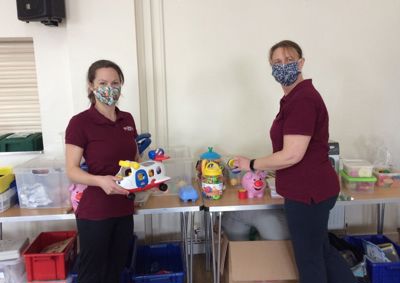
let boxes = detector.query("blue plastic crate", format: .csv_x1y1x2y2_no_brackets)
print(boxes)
131,242,185,283
344,234,400,283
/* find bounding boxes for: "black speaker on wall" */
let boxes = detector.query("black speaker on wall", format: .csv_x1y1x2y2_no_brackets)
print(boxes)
16,0,65,27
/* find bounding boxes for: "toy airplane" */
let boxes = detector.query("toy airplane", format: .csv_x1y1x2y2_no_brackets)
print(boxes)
116,148,170,200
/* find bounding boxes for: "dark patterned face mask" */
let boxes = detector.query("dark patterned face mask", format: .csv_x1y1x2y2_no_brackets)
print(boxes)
271,61,300,86
93,85,121,106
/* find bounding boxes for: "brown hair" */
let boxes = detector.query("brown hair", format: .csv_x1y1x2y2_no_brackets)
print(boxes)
269,40,303,62
87,59,125,104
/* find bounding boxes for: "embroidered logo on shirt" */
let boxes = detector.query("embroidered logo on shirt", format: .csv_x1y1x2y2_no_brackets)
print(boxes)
123,126,135,131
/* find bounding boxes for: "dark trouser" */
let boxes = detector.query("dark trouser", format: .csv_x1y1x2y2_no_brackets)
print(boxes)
284,196,356,283
76,215,134,283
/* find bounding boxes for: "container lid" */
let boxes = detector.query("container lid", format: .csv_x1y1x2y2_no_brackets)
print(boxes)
342,159,373,167
373,167,400,176
13,156,66,173
200,147,221,160
340,170,377,182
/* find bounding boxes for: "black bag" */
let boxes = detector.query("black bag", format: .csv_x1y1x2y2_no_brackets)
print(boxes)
328,232,364,265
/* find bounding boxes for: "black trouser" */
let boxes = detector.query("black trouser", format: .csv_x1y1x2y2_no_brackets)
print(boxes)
76,215,134,283
284,196,356,283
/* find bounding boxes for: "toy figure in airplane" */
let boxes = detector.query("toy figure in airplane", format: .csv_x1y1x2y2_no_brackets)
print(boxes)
241,170,267,198
116,148,170,200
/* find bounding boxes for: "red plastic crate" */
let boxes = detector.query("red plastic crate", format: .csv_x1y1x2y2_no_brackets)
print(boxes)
23,230,77,281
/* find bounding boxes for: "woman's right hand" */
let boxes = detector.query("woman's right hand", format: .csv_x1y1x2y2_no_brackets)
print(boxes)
96,175,129,196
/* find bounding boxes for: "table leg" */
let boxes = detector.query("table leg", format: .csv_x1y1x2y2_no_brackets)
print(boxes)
181,212,189,283
204,210,211,271
377,203,385,234
217,211,222,283
144,214,153,244
209,211,223,283
210,212,217,283
189,211,194,283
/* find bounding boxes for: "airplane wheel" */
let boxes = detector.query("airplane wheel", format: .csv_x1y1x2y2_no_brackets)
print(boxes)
127,193,136,201
159,183,168,192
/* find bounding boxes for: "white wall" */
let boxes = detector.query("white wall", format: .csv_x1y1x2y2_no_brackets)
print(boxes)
164,0,400,165
0,0,143,238
161,0,400,231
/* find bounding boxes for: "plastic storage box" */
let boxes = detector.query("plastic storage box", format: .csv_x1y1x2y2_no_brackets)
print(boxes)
343,159,373,177
0,167,14,194
0,187,17,213
341,171,377,193
161,158,194,194
344,234,400,283
23,230,77,281
373,168,400,188
14,157,71,208
131,242,185,283
0,132,43,152
164,146,191,159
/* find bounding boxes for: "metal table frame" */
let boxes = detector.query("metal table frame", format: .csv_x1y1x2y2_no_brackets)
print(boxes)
204,186,400,283
0,194,202,283
135,195,202,283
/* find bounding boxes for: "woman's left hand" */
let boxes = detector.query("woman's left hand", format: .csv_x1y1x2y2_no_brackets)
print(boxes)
233,156,251,171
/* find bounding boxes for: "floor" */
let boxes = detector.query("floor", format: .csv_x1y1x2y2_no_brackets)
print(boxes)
193,254,213,283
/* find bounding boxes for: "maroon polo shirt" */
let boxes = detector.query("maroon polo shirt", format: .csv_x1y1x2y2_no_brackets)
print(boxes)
65,105,138,220
270,79,339,204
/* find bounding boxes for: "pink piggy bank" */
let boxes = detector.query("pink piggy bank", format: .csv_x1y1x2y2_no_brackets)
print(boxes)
241,171,267,198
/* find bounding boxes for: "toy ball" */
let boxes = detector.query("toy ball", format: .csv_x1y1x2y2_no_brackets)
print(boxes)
148,150,155,160
148,148,165,160
230,178,238,186
177,180,187,188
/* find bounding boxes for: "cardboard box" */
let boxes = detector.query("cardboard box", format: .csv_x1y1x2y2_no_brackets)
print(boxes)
221,233,298,283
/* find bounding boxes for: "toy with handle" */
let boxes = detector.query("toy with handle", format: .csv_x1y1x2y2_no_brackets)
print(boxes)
116,148,170,200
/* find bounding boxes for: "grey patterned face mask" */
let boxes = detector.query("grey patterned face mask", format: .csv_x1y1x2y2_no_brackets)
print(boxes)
93,85,121,106
271,61,300,86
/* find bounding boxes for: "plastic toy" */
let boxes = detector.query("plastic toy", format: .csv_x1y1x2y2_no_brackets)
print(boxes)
116,148,171,200
196,147,223,178
238,189,248,199
178,185,199,202
136,133,152,155
226,158,242,187
241,171,267,198
201,161,224,200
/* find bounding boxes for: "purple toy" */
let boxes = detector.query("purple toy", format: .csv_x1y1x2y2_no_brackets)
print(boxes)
241,171,267,198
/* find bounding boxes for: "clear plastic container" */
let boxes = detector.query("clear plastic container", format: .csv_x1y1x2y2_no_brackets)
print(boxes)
340,171,376,193
14,157,71,208
373,167,400,188
0,257,26,283
201,161,223,200
342,159,373,177
164,146,191,159
158,158,194,195
0,188,17,213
